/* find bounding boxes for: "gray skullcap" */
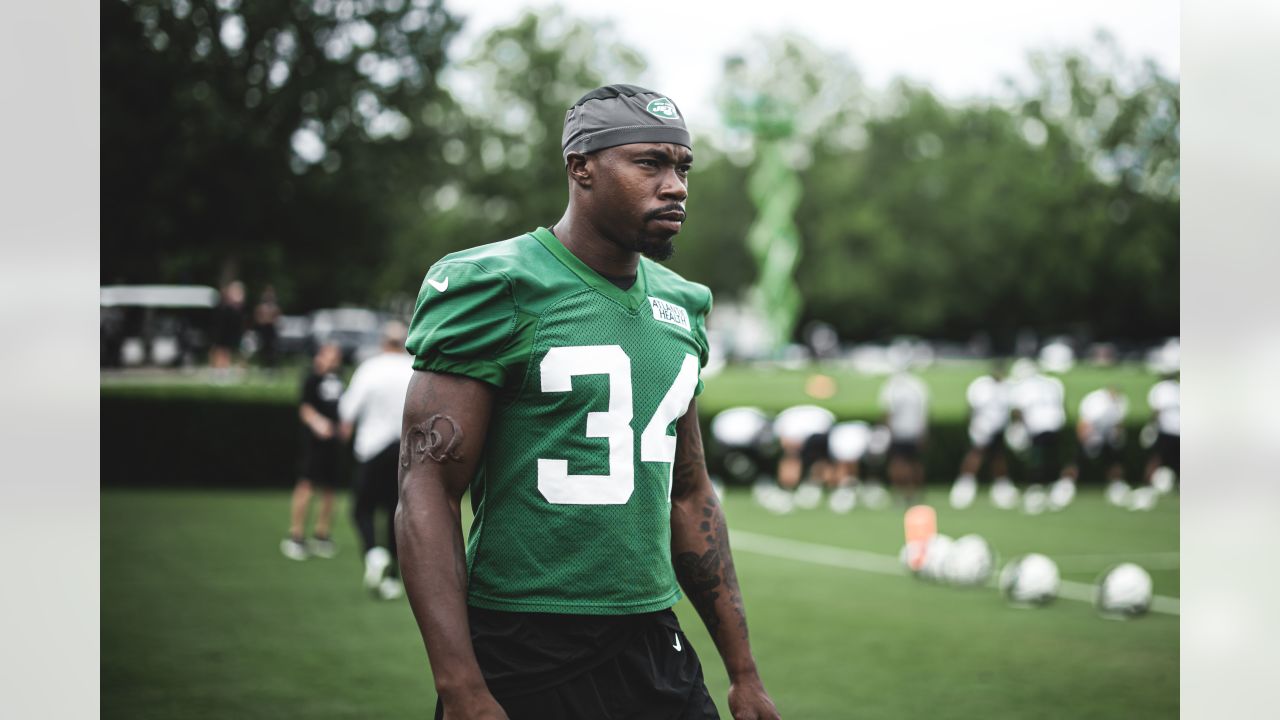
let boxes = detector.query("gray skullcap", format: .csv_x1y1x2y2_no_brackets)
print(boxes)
562,84,691,159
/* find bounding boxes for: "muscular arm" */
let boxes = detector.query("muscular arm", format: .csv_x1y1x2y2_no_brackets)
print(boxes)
670,399,779,720
396,370,508,719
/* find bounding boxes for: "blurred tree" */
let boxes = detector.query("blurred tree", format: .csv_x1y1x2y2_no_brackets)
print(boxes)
703,32,1177,349
369,8,651,300
102,0,460,309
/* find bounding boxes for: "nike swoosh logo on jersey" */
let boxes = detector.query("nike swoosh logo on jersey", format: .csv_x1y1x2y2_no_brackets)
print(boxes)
427,277,449,292
673,633,682,651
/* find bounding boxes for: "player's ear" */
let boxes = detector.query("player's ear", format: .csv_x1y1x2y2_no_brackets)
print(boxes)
565,152,592,188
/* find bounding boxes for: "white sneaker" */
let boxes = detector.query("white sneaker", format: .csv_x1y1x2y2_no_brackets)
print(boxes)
1128,487,1158,512
308,537,338,559
950,477,978,509
363,547,391,589
377,577,404,600
794,483,823,510
1047,478,1076,511
1105,480,1132,507
990,479,1020,510
753,484,795,514
1151,467,1177,495
280,538,308,561
1022,484,1048,515
829,486,857,514
859,481,892,510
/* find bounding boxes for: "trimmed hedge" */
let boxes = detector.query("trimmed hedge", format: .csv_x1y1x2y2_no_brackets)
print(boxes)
102,392,1154,489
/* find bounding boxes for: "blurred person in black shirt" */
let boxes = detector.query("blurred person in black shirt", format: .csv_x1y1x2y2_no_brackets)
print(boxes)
210,280,246,375
281,342,345,561
252,285,282,372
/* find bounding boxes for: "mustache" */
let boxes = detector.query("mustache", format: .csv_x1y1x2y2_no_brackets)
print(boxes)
643,204,687,222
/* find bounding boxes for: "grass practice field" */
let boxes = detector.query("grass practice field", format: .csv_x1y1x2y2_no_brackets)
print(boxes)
102,486,1178,719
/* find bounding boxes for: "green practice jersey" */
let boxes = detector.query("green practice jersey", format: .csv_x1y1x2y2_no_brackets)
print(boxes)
406,227,712,614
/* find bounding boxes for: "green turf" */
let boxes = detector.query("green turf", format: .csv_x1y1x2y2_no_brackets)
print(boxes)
103,487,1177,719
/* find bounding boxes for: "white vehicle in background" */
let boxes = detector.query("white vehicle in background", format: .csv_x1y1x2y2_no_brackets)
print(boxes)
100,284,220,367
309,308,389,365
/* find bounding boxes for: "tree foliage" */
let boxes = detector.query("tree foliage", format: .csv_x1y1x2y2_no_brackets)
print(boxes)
102,7,1177,345
102,0,461,308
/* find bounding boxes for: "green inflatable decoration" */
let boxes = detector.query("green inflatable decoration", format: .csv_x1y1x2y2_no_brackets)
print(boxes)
724,93,803,352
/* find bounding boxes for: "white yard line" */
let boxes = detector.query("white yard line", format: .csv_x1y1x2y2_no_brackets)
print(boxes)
1051,551,1181,571
730,530,1180,616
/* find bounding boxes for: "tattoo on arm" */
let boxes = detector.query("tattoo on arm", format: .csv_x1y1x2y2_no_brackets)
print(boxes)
400,414,465,468
674,494,748,643
671,410,705,499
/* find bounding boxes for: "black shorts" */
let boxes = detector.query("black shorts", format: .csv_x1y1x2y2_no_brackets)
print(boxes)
298,437,340,487
800,431,831,470
976,432,1007,463
1029,431,1062,485
435,607,718,720
1154,432,1180,472
1079,434,1125,466
888,439,921,460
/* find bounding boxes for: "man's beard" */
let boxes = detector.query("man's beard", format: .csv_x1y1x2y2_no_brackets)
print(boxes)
611,233,676,262
609,206,684,261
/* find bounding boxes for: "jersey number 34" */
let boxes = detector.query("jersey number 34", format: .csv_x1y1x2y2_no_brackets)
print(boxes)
537,345,699,505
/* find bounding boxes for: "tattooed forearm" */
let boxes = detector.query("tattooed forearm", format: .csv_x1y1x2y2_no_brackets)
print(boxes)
674,494,748,643
671,413,706,499
400,414,465,468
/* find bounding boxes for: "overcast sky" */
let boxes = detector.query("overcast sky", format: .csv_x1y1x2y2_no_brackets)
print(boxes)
442,0,1179,124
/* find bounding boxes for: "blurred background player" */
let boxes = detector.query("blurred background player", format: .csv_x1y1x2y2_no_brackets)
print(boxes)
1008,361,1076,513
1077,385,1130,500
209,279,246,379
252,285,282,373
878,369,929,505
769,404,835,511
709,406,774,487
280,342,345,561
825,421,872,513
338,321,414,600
1145,372,1180,493
950,361,1011,509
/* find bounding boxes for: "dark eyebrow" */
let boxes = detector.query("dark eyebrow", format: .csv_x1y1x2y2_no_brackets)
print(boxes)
634,147,694,165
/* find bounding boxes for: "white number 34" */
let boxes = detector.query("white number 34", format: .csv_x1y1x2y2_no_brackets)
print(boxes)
537,345,699,505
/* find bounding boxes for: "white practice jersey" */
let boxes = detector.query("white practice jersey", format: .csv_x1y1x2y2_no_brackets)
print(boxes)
338,351,416,462
1147,380,1180,436
773,405,836,444
1079,389,1128,445
879,373,929,442
1011,374,1066,435
966,375,1010,441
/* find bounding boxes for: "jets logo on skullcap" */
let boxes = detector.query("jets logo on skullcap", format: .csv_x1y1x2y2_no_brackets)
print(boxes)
646,98,679,120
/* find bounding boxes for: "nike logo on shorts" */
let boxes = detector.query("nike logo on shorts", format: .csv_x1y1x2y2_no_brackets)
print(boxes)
427,277,449,292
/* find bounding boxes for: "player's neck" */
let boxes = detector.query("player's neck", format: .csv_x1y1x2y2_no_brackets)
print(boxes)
550,215,640,280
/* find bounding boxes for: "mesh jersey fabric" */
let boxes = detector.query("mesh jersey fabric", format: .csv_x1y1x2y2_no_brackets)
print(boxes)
406,227,712,614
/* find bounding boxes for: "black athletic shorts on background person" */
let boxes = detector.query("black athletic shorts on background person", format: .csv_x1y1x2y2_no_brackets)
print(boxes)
433,607,719,720
800,431,831,471
298,435,340,487
888,439,921,460
1154,432,1180,472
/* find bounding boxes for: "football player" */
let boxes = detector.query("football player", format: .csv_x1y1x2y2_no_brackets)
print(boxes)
950,361,1012,510
397,85,778,720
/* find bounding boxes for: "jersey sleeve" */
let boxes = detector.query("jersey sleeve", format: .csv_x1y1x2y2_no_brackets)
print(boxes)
405,261,518,388
691,288,713,397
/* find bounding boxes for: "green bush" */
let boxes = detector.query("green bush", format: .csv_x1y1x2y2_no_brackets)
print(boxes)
102,390,1154,489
